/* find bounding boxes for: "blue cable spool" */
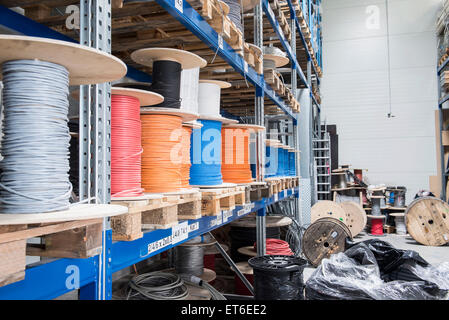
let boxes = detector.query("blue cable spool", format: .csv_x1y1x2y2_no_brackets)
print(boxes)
289,151,295,176
189,119,223,185
277,148,286,177
265,145,277,178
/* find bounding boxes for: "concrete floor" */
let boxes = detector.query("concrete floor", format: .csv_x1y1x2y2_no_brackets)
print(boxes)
303,231,449,282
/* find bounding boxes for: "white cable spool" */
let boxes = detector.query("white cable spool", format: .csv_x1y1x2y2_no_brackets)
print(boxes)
180,67,200,114
197,80,232,122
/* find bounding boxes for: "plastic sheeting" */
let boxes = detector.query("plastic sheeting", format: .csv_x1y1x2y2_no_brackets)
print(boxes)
305,239,449,300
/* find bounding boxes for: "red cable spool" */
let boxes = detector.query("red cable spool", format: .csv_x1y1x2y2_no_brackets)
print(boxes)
253,238,294,256
111,94,144,198
370,218,384,236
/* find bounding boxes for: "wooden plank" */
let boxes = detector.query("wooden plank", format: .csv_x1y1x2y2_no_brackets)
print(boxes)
0,218,102,244
26,222,103,258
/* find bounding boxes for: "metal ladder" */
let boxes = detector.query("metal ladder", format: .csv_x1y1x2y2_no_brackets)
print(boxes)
312,122,331,200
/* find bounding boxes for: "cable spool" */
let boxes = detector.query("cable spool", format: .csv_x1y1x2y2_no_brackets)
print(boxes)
180,67,200,114
263,46,289,70
288,149,295,176
265,139,279,178
131,48,206,109
302,217,352,267
174,246,205,277
390,213,407,235
332,169,348,189
0,35,126,214
68,121,79,197
198,80,232,120
111,88,163,198
181,125,193,189
221,124,264,184
248,255,308,300
234,261,254,296
222,0,243,34
339,201,367,237
140,114,184,193
203,243,229,272
405,197,449,246
230,226,281,262
392,186,406,208
190,119,223,186
311,200,347,224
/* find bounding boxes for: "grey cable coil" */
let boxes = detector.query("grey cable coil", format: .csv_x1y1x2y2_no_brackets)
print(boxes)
174,245,204,277
127,272,188,300
222,0,243,34
263,46,287,70
0,60,72,213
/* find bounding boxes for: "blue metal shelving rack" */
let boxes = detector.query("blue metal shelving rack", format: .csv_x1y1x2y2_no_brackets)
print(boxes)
0,0,321,299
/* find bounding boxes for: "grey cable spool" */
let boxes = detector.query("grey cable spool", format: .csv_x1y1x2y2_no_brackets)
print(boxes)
221,0,243,34
393,187,406,208
174,246,205,277
263,46,288,70
0,60,72,213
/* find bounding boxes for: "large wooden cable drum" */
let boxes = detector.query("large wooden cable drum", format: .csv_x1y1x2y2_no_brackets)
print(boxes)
311,200,347,224
405,197,449,246
339,201,367,237
302,217,352,267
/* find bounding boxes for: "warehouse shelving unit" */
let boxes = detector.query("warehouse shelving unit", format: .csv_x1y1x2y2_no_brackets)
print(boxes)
438,56,449,201
0,0,321,299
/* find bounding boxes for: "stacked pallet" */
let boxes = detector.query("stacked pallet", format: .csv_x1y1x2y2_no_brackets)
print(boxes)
269,0,292,41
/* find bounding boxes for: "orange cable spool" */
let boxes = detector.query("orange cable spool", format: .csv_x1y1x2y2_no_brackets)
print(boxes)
181,125,192,189
141,114,183,193
111,94,144,198
221,127,253,183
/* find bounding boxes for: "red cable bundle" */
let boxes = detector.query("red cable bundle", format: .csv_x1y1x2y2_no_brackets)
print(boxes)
370,218,384,236
111,94,144,198
254,238,293,256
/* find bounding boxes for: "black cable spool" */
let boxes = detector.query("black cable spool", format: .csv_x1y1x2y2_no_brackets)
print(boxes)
148,60,181,109
248,255,308,300
229,226,280,262
68,121,79,197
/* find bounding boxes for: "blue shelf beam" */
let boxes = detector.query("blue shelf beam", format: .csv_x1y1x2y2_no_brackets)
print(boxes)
111,187,299,273
287,0,321,83
262,0,308,88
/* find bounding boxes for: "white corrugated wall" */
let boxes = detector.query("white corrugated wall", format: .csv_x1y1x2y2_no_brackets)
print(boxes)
321,0,442,203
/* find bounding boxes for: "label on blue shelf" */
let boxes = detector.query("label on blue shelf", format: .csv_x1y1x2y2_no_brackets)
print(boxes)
218,35,223,50
172,221,189,245
175,0,183,13
244,61,248,74
189,222,199,233
274,194,279,202
147,235,172,255
238,202,255,216
223,209,233,223
284,189,288,197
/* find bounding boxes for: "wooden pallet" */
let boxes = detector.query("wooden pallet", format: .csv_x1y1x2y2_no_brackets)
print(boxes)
265,177,282,196
111,190,202,241
200,186,246,216
0,218,103,288
244,42,263,74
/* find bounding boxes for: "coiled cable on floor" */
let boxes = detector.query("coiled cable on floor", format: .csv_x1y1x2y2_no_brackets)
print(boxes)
0,59,71,213
180,274,226,300
127,271,188,300
111,94,144,197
